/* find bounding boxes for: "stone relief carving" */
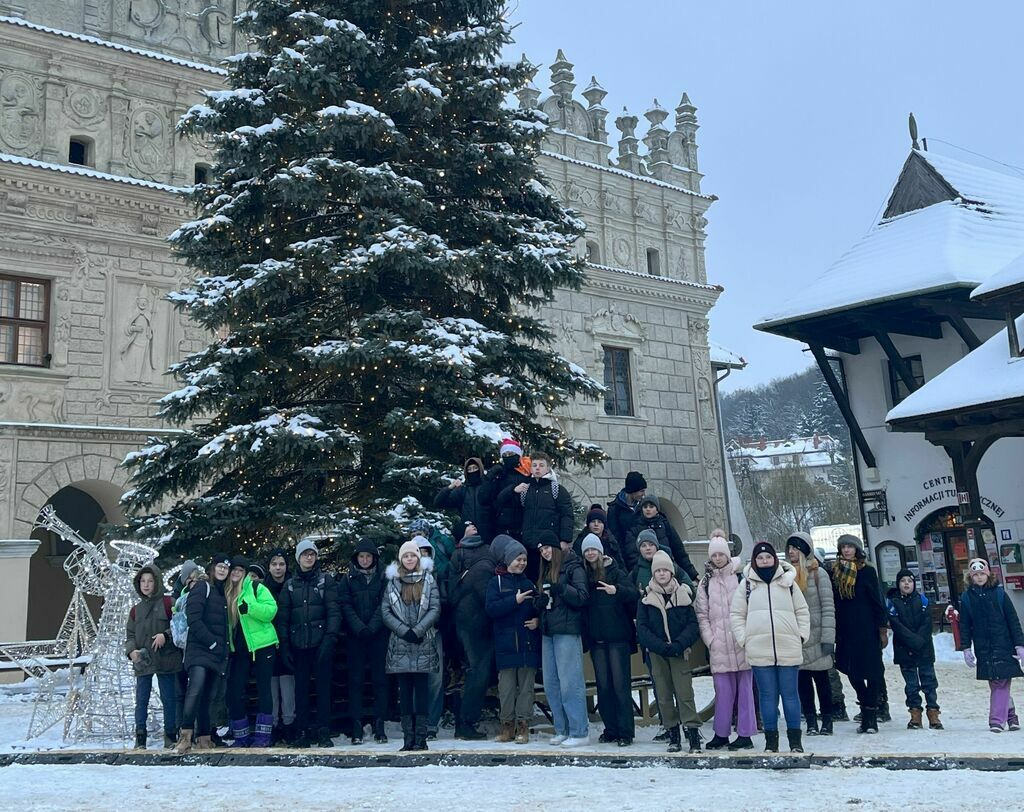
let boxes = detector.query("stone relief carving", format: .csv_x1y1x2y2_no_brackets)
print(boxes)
585,305,649,411
63,86,108,129
563,179,596,208
687,315,726,527
611,236,632,266
124,107,167,178
666,207,689,232
0,379,67,423
599,189,623,215
118,284,160,383
633,198,657,224
672,247,689,281
119,0,236,56
0,72,42,153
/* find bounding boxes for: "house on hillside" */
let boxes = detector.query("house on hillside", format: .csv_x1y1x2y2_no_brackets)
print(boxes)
757,123,1024,612
726,434,841,484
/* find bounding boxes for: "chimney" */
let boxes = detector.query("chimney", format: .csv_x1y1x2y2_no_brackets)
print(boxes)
758,436,766,451
813,433,820,449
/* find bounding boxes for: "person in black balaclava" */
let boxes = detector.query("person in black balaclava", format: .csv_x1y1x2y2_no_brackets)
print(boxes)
434,457,495,542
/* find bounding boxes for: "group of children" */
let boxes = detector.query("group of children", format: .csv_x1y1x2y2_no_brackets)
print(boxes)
127,450,1024,753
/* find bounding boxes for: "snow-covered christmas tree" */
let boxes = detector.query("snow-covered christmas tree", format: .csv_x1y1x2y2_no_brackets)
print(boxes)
121,0,605,562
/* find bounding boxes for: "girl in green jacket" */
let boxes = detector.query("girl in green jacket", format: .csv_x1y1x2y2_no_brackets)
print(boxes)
225,556,279,747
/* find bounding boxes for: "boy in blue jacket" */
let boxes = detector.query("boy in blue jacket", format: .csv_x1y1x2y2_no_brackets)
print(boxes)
886,569,941,730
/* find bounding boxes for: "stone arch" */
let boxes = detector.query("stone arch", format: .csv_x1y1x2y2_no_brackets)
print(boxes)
16,453,130,532
648,480,698,539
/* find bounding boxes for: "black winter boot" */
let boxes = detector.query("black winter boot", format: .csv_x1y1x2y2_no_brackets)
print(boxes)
666,725,682,753
727,736,754,750
705,734,730,750
350,720,363,745
878,701,891,723
857,707,878,734
805,712,819,735
818,715,833,736
134,728,147,750
413,716,429,751
373,718,388,744
764,730,779,752
315,726,334,748
653,727,671,743
832,705,850,722
787,728,804,753
685,727,703,753
455,722,486,740
163,732,176,749
400,716,414,751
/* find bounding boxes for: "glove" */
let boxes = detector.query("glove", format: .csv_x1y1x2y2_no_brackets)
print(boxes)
238,601,248,615
1015,646,1024,661
549,583,565,597
402,629,420,644
532,594,548,612
822,643,834,658
964,650,977,668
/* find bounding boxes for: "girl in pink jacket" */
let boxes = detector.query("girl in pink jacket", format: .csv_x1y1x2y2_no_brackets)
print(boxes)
694,534,756,750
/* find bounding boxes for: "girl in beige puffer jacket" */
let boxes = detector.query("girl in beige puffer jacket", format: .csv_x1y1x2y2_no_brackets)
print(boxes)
730,542,809,753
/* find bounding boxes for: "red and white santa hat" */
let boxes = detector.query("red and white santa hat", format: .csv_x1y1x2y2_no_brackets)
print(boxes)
499,437,523,457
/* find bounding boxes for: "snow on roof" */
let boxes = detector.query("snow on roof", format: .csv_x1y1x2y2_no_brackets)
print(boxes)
0,15,228,75
886,313,1024,422
971,249,1024,301
541,150,716,201
727,435,839,472
585,261,720,293
758,150,1024,328
0,152,185,193
710,340,746,369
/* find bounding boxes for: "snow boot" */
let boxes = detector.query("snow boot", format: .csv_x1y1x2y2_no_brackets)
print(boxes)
926,708,943,730
818,715,833,736
496,721,515,743
653,727,671,743
351,720,364,745
195,735,213,750
455,722,486,740
373,718,388,744
878,701,891,723
832,705,850,722
764,730,779,752
175,729,193,754
787,728,803,753
514,720,530,744
685,727,703,753
134,728,147,750
598,730,616,743
908,708,923,729
252,714,273,748
728,735,754,750
805,712,819,736
705,734,731,750
399,716,414,752
666,725,682,753
229,718,252,748
163,732,176,749
414,716,429,751
857,707,878,734
315,726,334,748
617,736,632,747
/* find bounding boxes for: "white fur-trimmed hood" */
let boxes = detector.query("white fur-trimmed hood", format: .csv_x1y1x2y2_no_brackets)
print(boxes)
386,556,434,581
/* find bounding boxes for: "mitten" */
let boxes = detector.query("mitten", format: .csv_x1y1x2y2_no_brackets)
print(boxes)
238,601,248,615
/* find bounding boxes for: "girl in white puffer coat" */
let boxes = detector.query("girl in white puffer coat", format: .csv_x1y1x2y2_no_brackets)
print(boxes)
731,542,809,754
694,534,756,750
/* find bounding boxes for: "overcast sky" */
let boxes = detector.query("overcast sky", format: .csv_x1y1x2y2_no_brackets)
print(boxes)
503,0,1024,391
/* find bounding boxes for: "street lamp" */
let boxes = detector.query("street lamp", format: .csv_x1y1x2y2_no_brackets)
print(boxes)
862,489,889,528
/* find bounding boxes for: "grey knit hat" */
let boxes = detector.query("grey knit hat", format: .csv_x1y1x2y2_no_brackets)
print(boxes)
295,537,319,562
178,559,199,585
639,493,660,511
636,529,659,549
580,533,604,556
836,534,864,554
503,540,528,567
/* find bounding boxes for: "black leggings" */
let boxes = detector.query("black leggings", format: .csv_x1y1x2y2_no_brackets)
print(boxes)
227,647,275,720
397,673,429,717
181,665,220,735
798,670,833,717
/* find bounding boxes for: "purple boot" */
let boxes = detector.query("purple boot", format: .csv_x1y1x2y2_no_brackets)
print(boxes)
230,718,253,748
251,713,274,748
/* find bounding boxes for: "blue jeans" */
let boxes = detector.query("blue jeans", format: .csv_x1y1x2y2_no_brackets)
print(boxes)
135,672,178,735
900,664,939,710
426,634,444,733
752,665,801,732
542,634,588,738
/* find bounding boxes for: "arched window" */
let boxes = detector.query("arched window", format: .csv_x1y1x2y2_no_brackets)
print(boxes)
646,248,661,275
194,163,212,184
585,239,601,264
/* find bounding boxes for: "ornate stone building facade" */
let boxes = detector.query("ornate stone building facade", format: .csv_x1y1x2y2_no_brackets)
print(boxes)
0,7,723,644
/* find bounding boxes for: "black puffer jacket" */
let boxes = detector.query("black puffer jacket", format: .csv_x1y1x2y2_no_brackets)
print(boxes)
499,474,574,547
624,513,698,581
636,582,700,659
582,557,639,650
959,583,1024,681
278,565,341,651
447,538,496,636
482,460,531,537
606,491,640,558
886,588,935,667
537,553,589,637
434,458,495,542
338,540,386,640
184,576,229,674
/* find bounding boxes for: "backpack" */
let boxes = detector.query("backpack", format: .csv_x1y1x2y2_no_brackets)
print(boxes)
171,582,209,649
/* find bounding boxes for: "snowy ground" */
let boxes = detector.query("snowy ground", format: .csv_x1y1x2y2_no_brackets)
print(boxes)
2,635,1022,810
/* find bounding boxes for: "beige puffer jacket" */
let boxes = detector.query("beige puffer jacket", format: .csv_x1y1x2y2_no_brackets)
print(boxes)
730,561,810,668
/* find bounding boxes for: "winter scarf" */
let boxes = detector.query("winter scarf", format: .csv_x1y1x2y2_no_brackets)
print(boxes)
642,576,693,642
833,557,865,601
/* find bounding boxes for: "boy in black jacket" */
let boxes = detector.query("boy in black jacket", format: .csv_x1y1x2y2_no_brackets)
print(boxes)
886,569,941,730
